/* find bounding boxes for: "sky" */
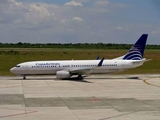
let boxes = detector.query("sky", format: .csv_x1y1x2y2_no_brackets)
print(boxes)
0,0,160,44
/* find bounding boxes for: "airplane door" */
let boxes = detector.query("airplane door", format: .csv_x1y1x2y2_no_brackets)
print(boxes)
23,63,30,72
24,63,29,70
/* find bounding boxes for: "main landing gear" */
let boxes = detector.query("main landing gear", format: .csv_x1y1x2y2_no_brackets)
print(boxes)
23,76,26,80
78,75,83,80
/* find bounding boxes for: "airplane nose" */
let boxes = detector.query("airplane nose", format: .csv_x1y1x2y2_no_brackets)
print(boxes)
10,67,15,73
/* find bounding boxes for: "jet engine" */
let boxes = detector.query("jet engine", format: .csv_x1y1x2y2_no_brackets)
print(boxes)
56,71,71,79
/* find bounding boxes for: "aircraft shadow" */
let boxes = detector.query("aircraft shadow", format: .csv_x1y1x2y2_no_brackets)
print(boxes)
55,77,93,83
7,77,93,83
8,77,54,81
86,76,140,80
7,76,140,82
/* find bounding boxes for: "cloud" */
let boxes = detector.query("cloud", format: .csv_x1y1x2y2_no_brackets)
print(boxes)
64,1,83,7
116,27,123,30
24,4,56,25
94,0,110,6
0,0,159,44
60,19,67,24
72,17,84,23
151,30,160,35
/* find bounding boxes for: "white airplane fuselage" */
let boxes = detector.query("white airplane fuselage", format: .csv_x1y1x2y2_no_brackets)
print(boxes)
10,34,149,79
10,59,144,76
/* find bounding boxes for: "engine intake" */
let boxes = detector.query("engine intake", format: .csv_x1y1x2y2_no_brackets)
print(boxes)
56,71,71,79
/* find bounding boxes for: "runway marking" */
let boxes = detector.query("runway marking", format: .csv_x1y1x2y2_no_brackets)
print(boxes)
88,97,101,102
143,78,160,88
0,108,37,118
99,111,137,120
0,83,47,89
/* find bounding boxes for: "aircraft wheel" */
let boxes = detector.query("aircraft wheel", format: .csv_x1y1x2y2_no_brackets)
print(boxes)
23,76,26,80
78,75,83,80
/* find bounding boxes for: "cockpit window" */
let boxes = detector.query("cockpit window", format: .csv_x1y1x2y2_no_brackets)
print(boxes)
16,65,21,67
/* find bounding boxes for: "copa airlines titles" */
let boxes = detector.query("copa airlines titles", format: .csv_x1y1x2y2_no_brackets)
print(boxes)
35,63,60,66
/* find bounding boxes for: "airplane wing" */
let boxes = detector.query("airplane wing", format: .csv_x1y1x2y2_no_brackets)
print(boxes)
69,68,91,74
96,55,124,60
68,58,104,75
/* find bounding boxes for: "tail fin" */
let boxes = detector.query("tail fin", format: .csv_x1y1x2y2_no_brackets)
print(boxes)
123,34,148,60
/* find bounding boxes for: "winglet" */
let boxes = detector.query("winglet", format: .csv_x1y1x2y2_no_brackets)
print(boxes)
97,58,104,67
96,56,99,60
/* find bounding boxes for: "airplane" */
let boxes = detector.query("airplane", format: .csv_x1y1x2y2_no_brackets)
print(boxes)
10,34,149,80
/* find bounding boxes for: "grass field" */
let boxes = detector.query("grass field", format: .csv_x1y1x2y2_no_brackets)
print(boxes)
0,48,159,76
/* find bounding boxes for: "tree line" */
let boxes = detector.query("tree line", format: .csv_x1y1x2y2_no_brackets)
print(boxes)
0,42,160,49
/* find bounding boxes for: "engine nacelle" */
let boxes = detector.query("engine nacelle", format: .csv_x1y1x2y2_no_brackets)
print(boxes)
56,71,71,79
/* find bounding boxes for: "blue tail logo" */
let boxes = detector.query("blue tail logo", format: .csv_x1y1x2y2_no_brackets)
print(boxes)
123,34,148,60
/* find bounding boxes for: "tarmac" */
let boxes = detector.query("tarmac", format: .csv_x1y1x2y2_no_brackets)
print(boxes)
0,74,160,120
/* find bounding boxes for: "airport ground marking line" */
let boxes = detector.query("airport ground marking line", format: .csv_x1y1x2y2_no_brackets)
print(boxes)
143,78,160,88
0,107,37,119
0,82,49,88
99,111,137,120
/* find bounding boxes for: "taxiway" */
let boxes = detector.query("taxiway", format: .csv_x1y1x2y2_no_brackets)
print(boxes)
0,75,160,120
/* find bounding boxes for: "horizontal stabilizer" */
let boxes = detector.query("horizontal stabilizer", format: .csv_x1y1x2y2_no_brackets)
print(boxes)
142,58,152,62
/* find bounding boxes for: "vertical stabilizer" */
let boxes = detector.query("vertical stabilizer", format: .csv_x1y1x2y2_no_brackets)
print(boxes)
123,34,148,60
